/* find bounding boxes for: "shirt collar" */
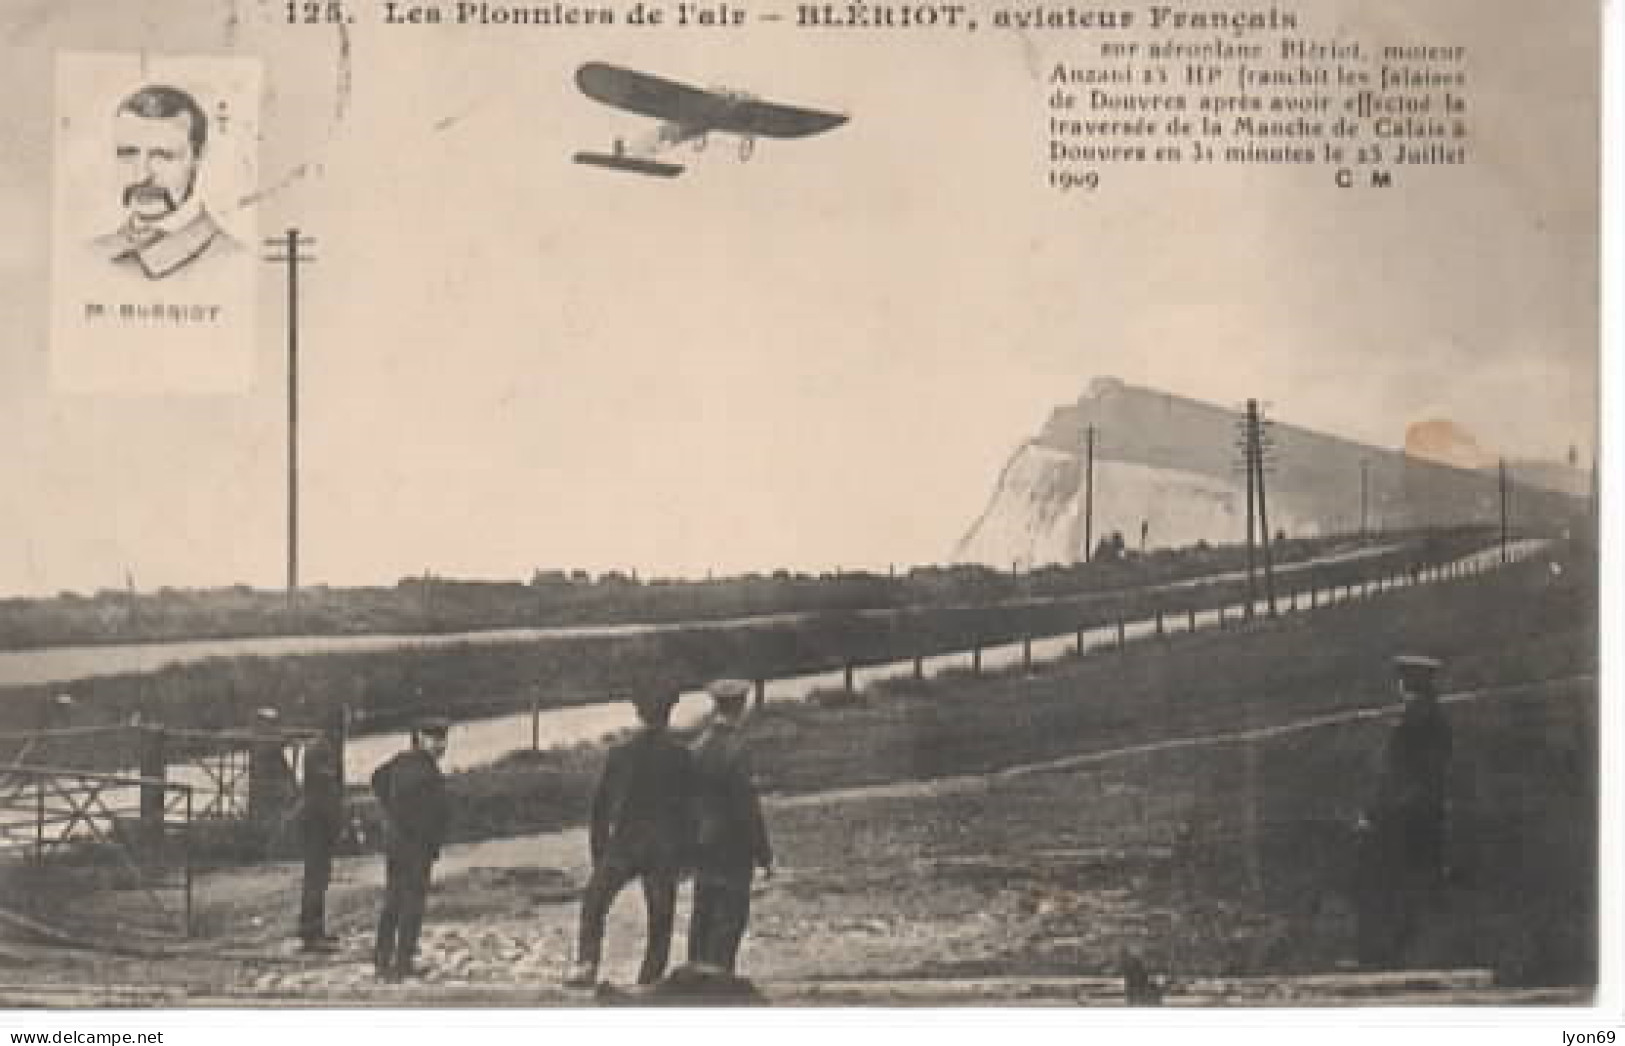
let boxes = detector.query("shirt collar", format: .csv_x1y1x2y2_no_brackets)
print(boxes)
106,199,225,279
144,195,205,236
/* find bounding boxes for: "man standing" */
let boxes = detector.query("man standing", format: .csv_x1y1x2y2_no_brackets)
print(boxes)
295,731,345,952
565,689,695,988
1356,655,1454,966
248,707,298,858
92,84,243,281
370,718,451,981
686,679,773,976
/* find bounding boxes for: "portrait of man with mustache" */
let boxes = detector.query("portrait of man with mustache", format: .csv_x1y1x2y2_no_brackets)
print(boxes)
89,84,243,281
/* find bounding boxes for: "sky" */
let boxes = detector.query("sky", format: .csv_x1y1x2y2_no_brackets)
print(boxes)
0,0,1601,596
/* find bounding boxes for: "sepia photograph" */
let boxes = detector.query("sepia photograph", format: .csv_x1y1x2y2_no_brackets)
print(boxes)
0,0,1614,1034
49,51,260,396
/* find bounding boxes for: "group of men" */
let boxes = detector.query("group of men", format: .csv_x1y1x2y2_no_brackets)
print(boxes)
288,712,452,983
290,677,772,987
566,677,772,988
287,656,1452,985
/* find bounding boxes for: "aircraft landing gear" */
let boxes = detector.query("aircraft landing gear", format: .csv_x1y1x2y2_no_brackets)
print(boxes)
739,135,755,161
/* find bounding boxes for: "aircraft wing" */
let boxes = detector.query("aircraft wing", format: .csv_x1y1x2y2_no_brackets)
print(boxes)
576,63,846,138
577,63,734,127
717,98,848,138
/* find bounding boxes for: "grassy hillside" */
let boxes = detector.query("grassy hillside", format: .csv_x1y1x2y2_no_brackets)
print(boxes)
414,545,1593,844
0,528,1491,650
0,534,1483,771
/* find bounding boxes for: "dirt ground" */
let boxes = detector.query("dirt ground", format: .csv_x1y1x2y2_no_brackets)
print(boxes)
0,555,1598,1006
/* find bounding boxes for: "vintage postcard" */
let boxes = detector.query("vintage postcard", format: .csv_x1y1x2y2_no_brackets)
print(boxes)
0,0,1609,1033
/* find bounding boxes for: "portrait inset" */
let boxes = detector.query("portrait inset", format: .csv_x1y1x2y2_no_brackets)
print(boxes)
50,52,261,395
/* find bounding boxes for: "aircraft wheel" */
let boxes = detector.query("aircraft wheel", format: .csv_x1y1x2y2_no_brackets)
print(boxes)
739,136,755,161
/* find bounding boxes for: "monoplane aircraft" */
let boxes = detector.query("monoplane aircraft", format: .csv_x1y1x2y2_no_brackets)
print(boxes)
573,62,848,177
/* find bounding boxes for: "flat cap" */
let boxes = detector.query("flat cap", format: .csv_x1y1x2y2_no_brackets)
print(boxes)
413,716,452,735
632,689,680,712
706,678,752,704
1394,655,1443,690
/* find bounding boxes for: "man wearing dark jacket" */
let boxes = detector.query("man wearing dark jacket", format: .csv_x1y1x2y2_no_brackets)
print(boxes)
687,678,773,975
296,732,345,951
565,689,695,988
370,718,450,981
1356,655,1454,966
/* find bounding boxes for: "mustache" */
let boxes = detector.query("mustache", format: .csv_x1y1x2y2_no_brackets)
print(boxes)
122,182,179,209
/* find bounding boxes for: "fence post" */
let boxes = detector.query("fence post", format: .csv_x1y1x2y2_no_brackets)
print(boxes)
139,725,167,854
1188,607,1196,633
530,693,541,752
1022,635,1033,673
844,662,855,694
1310,585,1317,609
912,655,924,681
1075,627,1085,655
1116,615,1126,649
334,703,350,791
972,646,982,676
184,787,194,937
754,678,766,708
34,777,45,866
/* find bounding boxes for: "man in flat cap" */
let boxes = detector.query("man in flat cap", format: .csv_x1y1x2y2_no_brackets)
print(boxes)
565,688,696,988
1356,656,1454,966
686,678,774,975
370,717,451,981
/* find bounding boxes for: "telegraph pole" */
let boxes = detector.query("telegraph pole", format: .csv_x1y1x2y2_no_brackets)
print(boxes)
1251,401,1277,618
1082,424,1096,563
264,229,317,610
1591,454,1600,532
1498,456,1509,564
1237,409,1257,615
1359,458,1369,538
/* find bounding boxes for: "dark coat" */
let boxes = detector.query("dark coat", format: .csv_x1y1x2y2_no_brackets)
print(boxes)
690,722,772,873
371,749,449,859
298,736,346,846
1376,700,1453,816
1371,699,1453,876
589,727,696,869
